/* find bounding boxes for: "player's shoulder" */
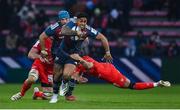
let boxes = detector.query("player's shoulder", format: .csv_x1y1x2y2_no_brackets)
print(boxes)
70,17,77,23
49,22,61,30
85,25,96,31
44,22,61,35
86,25,99,35
66,17,77,27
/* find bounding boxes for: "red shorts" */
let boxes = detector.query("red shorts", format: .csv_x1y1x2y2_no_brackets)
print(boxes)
30,59,53,86
95,63,127,87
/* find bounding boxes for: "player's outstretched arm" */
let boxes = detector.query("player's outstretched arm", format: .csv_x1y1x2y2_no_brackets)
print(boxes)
96,33,113,63
70,54,93,69
71,70,88,83
79,60,93,69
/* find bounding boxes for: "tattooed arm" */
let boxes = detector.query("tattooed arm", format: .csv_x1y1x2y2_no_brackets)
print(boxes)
61,25,77,36
61,25,85,37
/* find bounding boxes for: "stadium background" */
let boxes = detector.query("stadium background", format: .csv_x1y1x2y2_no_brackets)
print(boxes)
0,0,180,109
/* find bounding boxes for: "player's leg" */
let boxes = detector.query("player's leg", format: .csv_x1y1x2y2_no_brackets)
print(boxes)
115,78,156,90
33,86,53,100
11,69,39,101
59,80,69,96
60,76,88,97
20,73,37,96
114,74,171,90
62,63,77,101
124,79,171,90
110,66,171,90
65,79,76,101
33,68,53,100
49,63,63,103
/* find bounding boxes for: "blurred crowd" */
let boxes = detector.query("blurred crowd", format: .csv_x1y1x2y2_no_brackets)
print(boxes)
0,0,179,57
0,0,49,55
87,30,179,58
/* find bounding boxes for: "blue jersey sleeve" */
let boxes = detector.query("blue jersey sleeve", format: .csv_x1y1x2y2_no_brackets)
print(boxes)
65,21,99,39
65,21,76,29
44,22,59,36
86,25,99,39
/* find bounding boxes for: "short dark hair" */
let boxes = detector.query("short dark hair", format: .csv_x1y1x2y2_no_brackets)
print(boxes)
76,12,88,19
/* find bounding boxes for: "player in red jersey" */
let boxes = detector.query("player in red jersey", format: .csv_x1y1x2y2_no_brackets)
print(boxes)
10,37,54,101
11,10,77,101
70,55,171,90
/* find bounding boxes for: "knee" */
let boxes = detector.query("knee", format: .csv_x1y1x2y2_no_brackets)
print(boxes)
115,78,131,88
27,76,36,84
28,69,38,83
121,78,131,88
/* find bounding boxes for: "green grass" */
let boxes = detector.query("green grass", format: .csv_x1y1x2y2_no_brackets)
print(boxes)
0,84,180,109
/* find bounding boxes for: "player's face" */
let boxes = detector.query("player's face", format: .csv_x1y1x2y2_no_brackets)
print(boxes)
77,17,87,29
60,18,69,25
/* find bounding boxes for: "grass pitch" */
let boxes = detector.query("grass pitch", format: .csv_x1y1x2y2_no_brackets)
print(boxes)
0,84,180,109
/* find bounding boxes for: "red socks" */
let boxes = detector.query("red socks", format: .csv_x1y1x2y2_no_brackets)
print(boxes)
133,82,154,90
20,79,46,99
35,91,44,97
20,80,33,96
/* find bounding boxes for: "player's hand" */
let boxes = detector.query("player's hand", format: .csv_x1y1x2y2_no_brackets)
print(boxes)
39,56,50,64
70,54,82,61
78,76,88,83
40,50,48,58
103,51,113,63
71,73,88,83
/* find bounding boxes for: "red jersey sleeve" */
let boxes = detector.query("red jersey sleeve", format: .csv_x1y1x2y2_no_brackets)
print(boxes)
32,40,41,51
